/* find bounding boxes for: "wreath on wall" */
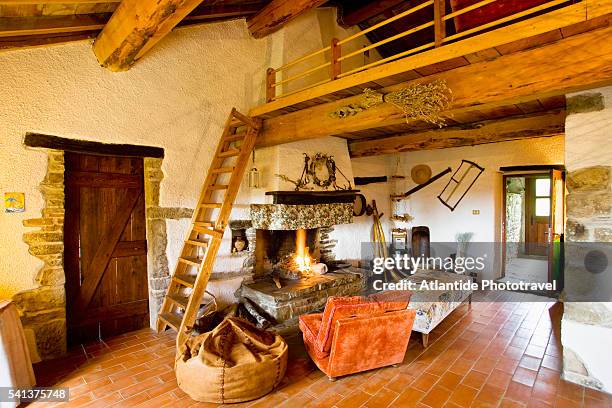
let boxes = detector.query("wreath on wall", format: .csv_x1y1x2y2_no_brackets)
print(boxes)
276,153,353,191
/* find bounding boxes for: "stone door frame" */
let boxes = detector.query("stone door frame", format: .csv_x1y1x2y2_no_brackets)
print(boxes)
15,134,181,361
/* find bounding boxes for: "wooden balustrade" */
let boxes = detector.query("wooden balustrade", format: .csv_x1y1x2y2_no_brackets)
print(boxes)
331,38,341,80
264,0,578,103
434,0,446,47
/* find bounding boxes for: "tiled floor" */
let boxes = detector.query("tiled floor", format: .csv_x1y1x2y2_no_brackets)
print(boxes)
32,292,612,408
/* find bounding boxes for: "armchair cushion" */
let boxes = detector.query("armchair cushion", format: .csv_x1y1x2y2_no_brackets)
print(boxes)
316,296,365,352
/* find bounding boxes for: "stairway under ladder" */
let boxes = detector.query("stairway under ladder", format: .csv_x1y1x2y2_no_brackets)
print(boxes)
156,108,261,343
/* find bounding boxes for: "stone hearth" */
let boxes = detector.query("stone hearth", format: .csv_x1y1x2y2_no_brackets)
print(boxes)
241,268,365,323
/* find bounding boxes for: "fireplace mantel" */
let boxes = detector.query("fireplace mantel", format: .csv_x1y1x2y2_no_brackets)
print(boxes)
250,202,353,230
266,190,359,205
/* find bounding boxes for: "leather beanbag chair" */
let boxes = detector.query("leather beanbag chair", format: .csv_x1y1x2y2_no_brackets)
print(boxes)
175,317,288,404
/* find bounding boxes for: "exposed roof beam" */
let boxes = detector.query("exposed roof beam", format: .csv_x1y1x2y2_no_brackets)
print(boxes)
247,0,327,39
0,0,119,3
185,4,262,23
0,32,97,50
339,0,406,27
93,0,204,72
348,110,565,158
254,25,612,147
0,14,108,37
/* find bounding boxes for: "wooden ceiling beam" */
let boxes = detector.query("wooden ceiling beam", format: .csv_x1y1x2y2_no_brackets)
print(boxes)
0,31,97,51
247,0,327,39
0,13,110,38
255,25,612,147
185,4,262,23
348,110,565,158
0,0,119,3
92,0,205,72
0,14,108,37
339,0,406,27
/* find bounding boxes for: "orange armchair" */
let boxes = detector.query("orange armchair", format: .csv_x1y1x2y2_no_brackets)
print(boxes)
298,292,416,380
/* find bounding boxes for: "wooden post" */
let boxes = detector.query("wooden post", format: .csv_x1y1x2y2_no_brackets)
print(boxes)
331,38,341,80
266,67,276,102
434,0,446,47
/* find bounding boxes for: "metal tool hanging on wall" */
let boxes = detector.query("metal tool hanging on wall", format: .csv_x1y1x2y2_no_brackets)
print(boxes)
437,160,485,211
390,167,452,200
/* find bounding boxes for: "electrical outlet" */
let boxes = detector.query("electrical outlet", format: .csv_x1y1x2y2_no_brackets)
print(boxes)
472,210,480,215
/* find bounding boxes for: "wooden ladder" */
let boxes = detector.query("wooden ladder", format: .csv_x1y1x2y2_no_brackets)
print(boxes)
156,108,261,343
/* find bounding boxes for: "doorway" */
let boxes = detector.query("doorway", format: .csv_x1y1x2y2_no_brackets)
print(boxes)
64,152,149,345
501,169,565,288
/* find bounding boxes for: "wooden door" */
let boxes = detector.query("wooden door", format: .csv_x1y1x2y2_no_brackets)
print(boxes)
64,152,148,344
548,169,565,286
524,176,551,257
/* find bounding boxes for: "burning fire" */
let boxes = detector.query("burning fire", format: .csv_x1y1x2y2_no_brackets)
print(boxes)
294,228,313,273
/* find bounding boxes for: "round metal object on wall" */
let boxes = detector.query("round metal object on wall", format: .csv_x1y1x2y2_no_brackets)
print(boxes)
353,194,366,216
411,164,432,184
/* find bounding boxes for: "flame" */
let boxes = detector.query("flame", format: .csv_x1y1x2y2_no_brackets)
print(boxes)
294,228,312,273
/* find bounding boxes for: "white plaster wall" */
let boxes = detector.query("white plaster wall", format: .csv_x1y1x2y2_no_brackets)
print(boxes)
336,155,393,263
350,136,565,279
0,19,270,297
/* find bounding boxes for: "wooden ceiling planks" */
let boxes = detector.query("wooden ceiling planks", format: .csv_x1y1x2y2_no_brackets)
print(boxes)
0,0,269,53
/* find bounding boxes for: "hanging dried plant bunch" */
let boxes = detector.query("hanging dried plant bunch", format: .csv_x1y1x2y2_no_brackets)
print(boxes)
383,80,452,127
329,80,452,127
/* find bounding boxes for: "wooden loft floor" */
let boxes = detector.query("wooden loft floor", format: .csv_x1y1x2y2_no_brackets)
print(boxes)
249,0,612,157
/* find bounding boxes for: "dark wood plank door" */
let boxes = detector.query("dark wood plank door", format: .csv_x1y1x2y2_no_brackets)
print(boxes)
64,152,149,344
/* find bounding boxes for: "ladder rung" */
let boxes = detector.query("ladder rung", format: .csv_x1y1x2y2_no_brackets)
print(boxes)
199,203,222,209
207,184,228,190
193,221,214,228
159,312,183,331
218,149,240,158
167,293,189,309
185,239,208,248
211,167,235,174
192,226,224,238
232,110,259,129
179,256,202,267
173,273,196,288
224,133,246,142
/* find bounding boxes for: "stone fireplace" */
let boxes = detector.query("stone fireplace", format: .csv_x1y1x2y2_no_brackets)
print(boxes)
239,191,365,325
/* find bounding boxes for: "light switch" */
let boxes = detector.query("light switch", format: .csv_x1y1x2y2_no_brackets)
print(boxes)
472,210,480,215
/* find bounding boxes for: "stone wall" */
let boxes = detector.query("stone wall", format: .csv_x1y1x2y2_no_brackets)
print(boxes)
561,87,612,393
143,157,194,328
13,150,66,361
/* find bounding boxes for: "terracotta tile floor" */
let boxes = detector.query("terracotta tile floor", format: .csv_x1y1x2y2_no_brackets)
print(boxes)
32,293,612,408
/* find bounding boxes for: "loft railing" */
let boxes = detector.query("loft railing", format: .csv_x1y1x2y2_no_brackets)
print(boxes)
265,0,578,102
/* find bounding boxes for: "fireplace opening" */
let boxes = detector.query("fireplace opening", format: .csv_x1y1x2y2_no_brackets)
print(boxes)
256,228,322,280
